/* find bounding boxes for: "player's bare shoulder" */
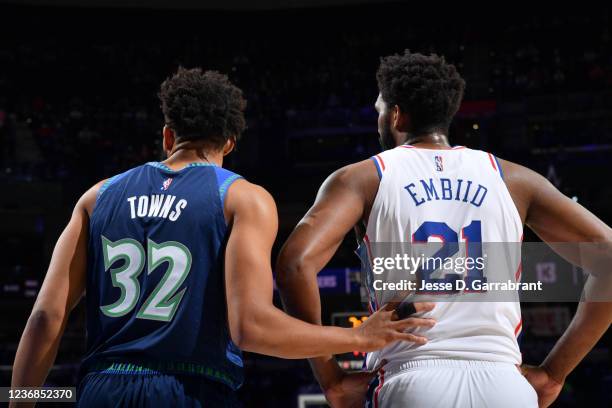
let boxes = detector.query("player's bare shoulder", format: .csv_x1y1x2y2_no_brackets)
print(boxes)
223,178,278,225
495,158,552,223
321,158,380,204
80,179,108,217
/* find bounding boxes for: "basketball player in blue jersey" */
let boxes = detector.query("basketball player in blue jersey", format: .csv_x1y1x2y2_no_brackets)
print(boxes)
277,51,612,407
10,67,436,407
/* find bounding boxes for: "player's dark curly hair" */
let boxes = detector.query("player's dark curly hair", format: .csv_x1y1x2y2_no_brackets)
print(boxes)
159,67,246,149
376,50,465,134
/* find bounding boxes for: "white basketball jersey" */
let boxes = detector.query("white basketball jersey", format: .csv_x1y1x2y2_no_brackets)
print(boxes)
363,145,523,370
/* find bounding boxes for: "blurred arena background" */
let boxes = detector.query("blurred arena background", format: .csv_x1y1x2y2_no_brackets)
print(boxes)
0,1,610,407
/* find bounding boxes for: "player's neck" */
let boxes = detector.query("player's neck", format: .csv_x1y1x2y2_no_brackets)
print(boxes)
162,147,224,169
403,132,451,149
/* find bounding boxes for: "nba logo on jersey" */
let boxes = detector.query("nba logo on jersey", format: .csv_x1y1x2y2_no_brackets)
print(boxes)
161,177,173,191
435,156,443,171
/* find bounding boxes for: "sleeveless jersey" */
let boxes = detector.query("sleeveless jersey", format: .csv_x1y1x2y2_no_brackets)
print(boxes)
360,145,523,370
82,161,244,389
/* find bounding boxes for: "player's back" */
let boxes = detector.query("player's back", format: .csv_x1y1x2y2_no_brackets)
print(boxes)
82,161,243,390
362,145,523,372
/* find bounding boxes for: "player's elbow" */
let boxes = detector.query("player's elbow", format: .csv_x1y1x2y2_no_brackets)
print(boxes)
229,310,268,353
230,322,258,353
588,230,612,244
26,308,65,338
275,250,309,292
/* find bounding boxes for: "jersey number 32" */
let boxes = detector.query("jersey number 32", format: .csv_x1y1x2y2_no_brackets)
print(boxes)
99,236,192,322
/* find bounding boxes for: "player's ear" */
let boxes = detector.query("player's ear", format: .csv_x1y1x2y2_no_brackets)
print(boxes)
392,105,410,132
222,137,236,156
162,125,175,155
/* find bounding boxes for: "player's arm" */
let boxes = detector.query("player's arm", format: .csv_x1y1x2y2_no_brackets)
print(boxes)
10,182,101,399
224,178,428,359
275,160,435,395
501,160,612,407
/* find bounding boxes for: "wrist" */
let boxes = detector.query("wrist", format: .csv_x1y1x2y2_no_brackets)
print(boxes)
350,326,367,351
322,373,346,393
316,358,347,392
540,363,566,384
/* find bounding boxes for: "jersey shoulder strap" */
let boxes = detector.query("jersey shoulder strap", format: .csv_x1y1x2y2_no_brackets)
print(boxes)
369,144,419,180
483,151,504,179
96,166,141,201
213,167,243,204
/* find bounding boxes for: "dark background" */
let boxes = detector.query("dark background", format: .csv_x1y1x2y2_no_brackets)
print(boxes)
0,1,611,407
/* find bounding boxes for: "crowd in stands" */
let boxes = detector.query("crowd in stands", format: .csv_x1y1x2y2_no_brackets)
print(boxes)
0,9,611,184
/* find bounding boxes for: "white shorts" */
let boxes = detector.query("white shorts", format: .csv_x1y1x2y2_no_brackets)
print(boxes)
367,359,538,408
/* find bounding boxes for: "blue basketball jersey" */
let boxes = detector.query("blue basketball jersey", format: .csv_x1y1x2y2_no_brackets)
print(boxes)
82,162,244,390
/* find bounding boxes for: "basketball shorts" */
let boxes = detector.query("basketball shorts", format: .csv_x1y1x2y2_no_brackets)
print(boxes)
77,367,241,407
366,359,538,408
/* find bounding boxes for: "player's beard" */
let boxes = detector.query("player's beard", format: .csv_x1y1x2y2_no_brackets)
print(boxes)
378,118,396,151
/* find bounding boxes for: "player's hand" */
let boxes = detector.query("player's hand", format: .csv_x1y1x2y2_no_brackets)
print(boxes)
354,302,435,351
324,360,386,408
520,365,564,408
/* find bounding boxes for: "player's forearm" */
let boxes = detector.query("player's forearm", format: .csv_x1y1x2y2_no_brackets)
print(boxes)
12,310,66,387
307,357,346,391
542,301,612,382
235,305,363,359
276,258,345,389
276,254,324,325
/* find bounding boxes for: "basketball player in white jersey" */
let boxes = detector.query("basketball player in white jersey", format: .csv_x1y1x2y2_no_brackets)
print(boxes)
276,51,612,407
